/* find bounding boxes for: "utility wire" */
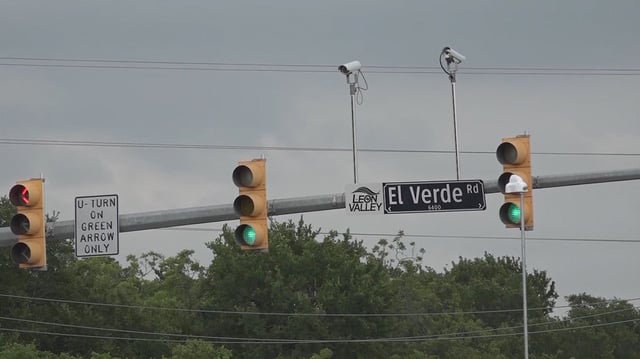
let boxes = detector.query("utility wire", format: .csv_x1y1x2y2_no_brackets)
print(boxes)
4,57,640,72
0,327,187,344
0,315,636,345
0,316,299,343
0,303,633,338
1,138,639,157
0,57,333,68
0,62,335,73
162,227,640,244
1,63,638,76
0,293,637,318
2,57,640,76
5,57,640,72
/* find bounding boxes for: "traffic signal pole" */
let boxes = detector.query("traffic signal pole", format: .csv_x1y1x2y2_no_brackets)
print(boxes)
2,168,640,247
0,193,343,246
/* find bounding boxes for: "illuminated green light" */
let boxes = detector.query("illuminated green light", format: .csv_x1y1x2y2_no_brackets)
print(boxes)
243,226,257,245
507,203,521,224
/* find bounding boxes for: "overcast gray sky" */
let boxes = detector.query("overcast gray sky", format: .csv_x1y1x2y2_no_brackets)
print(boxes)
2,1,640,311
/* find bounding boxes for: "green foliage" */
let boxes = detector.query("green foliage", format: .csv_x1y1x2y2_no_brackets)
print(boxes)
0,196,16,227
0,343,43,359
543,293,640,359
163,340,231,359
307,348,333,359
0,342,74,358
1,200,638,359
89,353,121,359
201,219,399,359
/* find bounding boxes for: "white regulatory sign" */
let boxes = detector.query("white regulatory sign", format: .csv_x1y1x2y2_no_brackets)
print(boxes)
74,194,119,257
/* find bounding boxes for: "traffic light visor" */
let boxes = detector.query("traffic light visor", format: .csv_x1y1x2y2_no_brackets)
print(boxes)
507,203,521,223
9,181,42,207
233,164,264,188
233,194,266,217
498,172,513,193
9,185,30,206
241,225,257,245
11,214,31,235
10,241,43,265
234,195,255,216
235,223,267,247
496,140,529,165
10,212,41,235
499,202,521,225
11,242,31,264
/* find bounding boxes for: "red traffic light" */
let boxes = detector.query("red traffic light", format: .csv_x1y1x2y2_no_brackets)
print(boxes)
9,185,30,206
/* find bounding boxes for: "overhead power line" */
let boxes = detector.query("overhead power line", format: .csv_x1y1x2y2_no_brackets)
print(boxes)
3,57,639,72
0,315,637,345
1,293,637,318
0,56,333,68
1,138,638,157
162,227,640,244
0,62,335,73
1,56,640,76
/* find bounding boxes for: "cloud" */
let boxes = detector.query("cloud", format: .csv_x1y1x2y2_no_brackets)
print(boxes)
1,0,640,307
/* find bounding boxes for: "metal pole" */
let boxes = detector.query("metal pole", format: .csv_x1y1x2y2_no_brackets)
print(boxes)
349,76,359,184
4,168,640,247
440,48,463,180
450,78,461,180
520,191,529,359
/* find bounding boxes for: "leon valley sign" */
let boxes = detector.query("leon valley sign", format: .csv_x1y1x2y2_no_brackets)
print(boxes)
346,180,486,215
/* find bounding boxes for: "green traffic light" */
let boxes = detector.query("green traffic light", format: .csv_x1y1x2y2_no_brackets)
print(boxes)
243,226,257,245
507,203,521,224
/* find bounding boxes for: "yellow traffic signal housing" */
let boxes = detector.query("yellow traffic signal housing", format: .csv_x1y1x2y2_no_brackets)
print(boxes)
9,178,47,269
232,159,268,251
496,135,534,230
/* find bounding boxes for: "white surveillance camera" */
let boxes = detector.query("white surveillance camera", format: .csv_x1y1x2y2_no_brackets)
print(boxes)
338,60,362,74
443,47,466,63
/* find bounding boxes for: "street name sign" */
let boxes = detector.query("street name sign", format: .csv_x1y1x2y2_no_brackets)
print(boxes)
75,194,119,257
346,180,486,215
383,180,486,214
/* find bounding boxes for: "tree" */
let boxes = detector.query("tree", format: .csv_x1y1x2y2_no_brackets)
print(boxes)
547,294,640,359
307,348,333,359
2,204,637,358
163,340,231,359
0,342,78,359
421,253,558,357
0,196,16,227
201,219,400,359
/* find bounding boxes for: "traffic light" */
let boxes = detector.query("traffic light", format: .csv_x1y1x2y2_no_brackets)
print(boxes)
496,135,534,230
8,178,47,269
232,159,268,251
